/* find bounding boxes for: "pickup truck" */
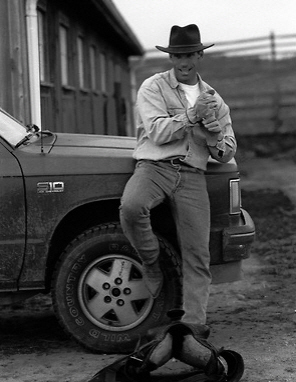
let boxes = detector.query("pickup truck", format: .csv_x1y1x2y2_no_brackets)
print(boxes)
0,107,255,354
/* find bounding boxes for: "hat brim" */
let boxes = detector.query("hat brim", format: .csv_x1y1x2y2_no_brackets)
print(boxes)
155,43,214,54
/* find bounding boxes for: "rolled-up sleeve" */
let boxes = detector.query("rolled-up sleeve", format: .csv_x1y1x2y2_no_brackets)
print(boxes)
202,93,237,163
208,135,237,162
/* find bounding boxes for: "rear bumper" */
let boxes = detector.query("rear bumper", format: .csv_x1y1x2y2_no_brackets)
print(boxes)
222,208,255,262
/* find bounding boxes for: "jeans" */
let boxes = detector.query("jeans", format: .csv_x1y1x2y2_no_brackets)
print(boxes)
119,159,212,325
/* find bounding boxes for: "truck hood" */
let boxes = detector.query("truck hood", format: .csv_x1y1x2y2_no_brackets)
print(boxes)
52,133,137,150
15,133,136,176
53,134,238,173
16,132,238,176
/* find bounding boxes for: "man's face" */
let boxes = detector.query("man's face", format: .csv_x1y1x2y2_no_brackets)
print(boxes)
170,52,202,85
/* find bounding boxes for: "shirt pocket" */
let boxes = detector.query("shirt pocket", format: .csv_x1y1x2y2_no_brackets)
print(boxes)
167,107,185,117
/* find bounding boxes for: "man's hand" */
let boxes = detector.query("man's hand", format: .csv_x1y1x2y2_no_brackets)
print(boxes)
195,89,218,120
187,89,217,124
203,115,222,133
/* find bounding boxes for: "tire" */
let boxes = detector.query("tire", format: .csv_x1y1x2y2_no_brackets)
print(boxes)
51,222,182,353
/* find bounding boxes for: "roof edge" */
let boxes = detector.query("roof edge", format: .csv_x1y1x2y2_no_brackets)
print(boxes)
91,0,144,56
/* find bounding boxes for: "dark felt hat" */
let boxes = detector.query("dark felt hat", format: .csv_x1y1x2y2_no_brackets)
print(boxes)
156,24,214,54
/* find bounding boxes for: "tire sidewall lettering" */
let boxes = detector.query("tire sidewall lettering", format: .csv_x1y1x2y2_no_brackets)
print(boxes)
88,329,131,343
65,255,88,327
53,225,182,353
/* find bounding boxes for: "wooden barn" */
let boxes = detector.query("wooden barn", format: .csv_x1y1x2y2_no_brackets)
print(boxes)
0,0,143,136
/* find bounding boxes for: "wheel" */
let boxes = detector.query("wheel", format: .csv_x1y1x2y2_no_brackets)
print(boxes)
51,222,182,353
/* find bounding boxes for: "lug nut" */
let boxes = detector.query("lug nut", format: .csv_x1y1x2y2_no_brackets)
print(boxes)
117,299,124,306
123,288,131,295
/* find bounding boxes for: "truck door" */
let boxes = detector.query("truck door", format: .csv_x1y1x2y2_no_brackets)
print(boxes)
0,142,26,291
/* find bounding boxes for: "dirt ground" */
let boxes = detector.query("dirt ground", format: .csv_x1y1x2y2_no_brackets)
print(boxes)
1,154,296,382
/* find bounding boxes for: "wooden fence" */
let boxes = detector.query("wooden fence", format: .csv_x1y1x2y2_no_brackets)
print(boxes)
207,32,296,60
137,33,296,136
145,32,296,60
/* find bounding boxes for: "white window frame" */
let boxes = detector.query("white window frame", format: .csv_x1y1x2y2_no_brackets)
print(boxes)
37,9,46,82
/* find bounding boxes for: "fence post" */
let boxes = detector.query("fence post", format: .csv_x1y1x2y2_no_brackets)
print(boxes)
269,31,282,132
270,31,276,62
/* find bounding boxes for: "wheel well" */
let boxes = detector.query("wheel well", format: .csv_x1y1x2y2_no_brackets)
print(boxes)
45,199,179,291
45,199,120,289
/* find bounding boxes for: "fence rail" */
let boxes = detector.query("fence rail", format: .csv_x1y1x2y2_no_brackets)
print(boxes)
145,32,296,60
208,32,296,60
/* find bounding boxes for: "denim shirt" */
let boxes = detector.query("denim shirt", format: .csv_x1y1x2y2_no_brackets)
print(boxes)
133,69,237,170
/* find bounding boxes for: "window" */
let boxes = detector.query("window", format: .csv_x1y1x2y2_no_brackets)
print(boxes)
77,36,84,88
108,59,114,93
59,25,69,86
90,45,97,90
115,64,121,83
37,9,49,82
99,53,106,93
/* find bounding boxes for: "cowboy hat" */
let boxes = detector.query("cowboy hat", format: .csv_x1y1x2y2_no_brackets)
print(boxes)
156,24,214,54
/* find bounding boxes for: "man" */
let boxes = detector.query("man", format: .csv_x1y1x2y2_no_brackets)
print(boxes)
120,24,236,326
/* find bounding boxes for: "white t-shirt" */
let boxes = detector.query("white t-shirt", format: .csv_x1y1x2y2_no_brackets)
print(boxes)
179,82,201,107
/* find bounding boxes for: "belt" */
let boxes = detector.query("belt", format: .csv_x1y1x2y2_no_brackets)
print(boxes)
161,157,192,167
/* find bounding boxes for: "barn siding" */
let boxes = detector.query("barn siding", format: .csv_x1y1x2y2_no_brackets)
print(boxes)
0,0,142,136
0,0,30,124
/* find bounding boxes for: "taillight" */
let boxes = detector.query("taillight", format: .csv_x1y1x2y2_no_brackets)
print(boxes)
229,179,241,214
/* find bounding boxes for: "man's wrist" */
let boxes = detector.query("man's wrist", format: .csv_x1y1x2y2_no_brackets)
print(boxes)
207,133,224,148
